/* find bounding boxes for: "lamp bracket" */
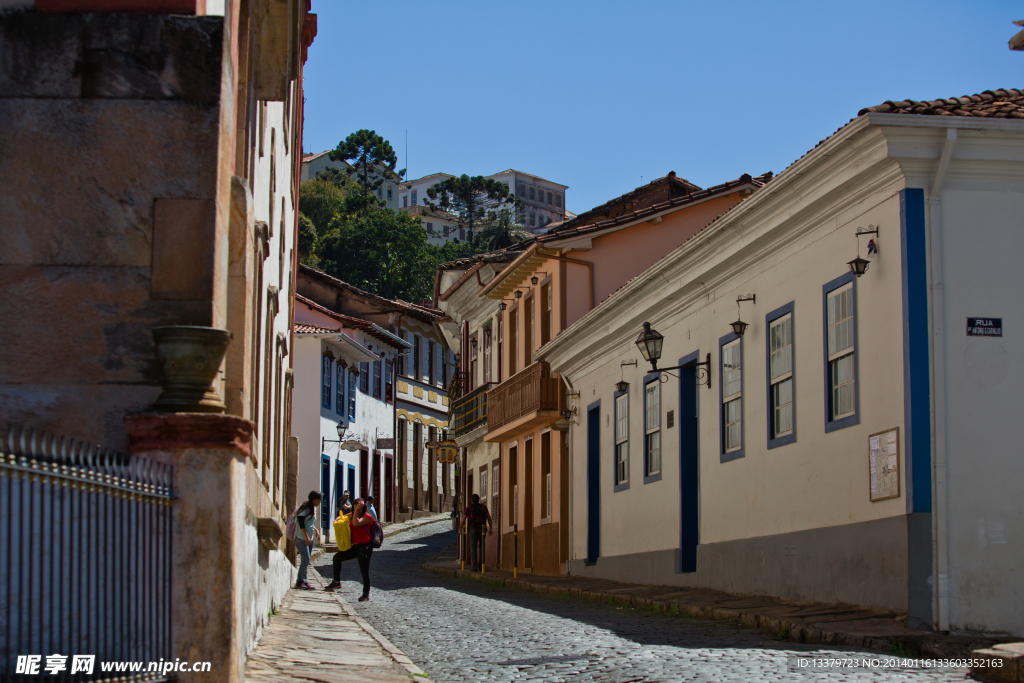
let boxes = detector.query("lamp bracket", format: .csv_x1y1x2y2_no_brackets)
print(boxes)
620,360,637,368
646,353,712,389
856,225,879,237
736,294,756,304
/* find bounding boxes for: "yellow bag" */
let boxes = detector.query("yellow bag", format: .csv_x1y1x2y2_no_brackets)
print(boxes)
333,513,352,552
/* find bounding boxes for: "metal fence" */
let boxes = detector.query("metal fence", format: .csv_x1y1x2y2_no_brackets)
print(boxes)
0,425,174,681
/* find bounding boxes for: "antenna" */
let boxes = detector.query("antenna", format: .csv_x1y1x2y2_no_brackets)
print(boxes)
405,130,408,181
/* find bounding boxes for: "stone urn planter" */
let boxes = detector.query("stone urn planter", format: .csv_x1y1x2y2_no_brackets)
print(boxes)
152,326,233,414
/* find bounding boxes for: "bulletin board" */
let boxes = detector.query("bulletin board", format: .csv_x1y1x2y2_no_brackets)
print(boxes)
868,427,900,502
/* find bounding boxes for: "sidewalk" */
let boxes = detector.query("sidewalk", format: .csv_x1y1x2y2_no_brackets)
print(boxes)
246,570,432,682
423,544,1012,659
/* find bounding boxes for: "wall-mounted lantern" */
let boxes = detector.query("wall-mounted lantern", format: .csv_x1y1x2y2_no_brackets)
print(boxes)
530,272,548,285
731,294,756,336
634,322,711,388
848,225,879,277
514,289,523,299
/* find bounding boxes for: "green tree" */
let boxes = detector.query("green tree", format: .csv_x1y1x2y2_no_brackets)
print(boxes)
299,178,346,237
424,175,519,255
477,207,530,252
328,129,404,217
319,207,433,301
297,212,319,267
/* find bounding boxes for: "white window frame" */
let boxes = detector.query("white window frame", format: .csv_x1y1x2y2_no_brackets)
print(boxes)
614,388,629,491
767,307,795,447
827,281,857,423
720,335,743,461
643,378,661,482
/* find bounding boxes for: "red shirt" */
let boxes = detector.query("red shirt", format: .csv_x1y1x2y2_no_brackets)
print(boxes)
351,513,375,545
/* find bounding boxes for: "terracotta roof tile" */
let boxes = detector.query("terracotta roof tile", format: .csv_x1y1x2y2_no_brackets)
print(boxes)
858,88,1024,118
294,323,341,334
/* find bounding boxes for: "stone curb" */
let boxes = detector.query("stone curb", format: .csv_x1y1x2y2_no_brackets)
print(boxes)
307,570,434,682
421,561,1003,659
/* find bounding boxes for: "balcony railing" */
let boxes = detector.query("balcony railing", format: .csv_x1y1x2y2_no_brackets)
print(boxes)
451,382,490,439
488,361,562,432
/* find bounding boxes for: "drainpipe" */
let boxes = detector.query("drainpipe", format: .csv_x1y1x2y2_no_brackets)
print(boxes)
559,372,576,573
928,127,956,633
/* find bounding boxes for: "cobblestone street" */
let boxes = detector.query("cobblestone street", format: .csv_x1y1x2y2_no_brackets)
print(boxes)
314,521,969,683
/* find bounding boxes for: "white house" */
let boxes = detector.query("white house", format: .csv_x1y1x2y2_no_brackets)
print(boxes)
292,294,411,541
300,150,401,212
400,169,569,235
537,89,1024,637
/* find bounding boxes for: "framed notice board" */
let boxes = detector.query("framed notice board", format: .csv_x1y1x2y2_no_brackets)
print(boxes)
869,427,900,502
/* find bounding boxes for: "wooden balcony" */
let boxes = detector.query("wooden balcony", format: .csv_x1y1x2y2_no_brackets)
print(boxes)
451,382,490,442
486,361,564,442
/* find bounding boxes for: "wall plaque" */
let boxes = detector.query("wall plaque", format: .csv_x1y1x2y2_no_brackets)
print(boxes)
967,318,1002,336
869,427,900,502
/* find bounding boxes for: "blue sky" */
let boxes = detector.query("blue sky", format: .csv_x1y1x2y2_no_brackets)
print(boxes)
303,1,1022,215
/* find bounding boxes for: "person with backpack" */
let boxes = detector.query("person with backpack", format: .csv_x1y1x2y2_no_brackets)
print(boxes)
324,498,379,601
460,493,493,572
292,491,321,590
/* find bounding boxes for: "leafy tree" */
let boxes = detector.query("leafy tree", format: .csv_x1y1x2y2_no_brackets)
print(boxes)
299,178,347,237
328,129,404,217
318,207,433,301
424,175,519,254
297,212,319,267
477,208,530,252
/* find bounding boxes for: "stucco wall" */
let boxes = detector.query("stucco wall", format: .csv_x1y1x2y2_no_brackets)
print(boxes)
939,187,1024,635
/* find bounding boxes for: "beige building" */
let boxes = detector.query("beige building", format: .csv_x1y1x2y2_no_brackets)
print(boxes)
537,89,1024,637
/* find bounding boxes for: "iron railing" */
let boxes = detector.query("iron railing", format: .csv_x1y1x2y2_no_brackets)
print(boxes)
0,424,174,681
451,383,490,439
487,361,563,432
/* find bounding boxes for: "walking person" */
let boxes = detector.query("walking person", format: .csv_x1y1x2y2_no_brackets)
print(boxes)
460,494,492,572
365,495,378,520
338,490,353,516
324,498,376,601
294,491,321,590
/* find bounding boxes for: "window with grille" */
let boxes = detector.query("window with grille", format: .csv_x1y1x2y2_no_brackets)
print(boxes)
769,311,794,441
644,380,661,479
336,363,345,415
321,355,331,408
614,389,629,489
721,338,742,457
483,325,492,384
348,369,357,421
826,280,857,427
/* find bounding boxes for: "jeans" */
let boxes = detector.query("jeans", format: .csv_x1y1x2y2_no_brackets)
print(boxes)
296,536,312,584
468,525,484,571
332,542,373,596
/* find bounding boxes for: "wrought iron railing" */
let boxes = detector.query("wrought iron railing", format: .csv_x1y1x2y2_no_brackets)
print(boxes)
0,424,174,681
487,361,563,432
451,382,490,439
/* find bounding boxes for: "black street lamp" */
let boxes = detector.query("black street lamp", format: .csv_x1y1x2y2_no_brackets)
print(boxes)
322,421,346,452
849,225,879,278
634,322,711,388
731,294,756,337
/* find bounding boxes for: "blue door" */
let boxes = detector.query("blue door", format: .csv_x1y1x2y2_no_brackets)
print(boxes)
347,465,356,505
678,353,701,573
320,455,331,533
334,461,344,517
586,401,601,564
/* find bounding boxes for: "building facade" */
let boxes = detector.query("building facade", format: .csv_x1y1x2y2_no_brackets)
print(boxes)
437,171,768,575
0,0,317,673
537,90,1024,637
296,265,456,521
292,295,411,535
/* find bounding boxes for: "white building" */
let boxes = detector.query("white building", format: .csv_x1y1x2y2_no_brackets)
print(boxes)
400,169,569,234
292,294,411,541
300,150,401,212
538,89,1024,637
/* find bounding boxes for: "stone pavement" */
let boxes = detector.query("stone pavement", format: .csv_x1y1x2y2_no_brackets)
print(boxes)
317,519,975,682
245,567,432,682
424,542,1007,660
